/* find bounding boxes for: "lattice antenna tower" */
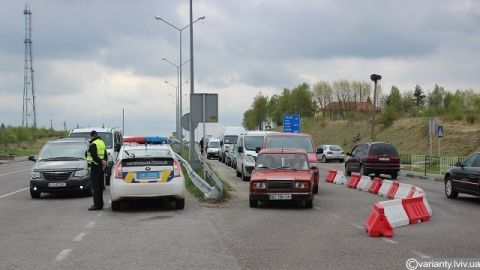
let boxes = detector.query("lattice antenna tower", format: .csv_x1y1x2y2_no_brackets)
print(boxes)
22,3,37,127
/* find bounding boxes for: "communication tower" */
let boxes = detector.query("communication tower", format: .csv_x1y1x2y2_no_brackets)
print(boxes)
22,3,37,127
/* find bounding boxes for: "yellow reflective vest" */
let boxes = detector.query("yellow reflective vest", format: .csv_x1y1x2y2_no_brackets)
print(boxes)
86,138,106,165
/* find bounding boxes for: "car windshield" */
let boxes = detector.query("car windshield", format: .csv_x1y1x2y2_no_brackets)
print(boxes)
256,153,309,170
38,142,87,161
123,149,171,159
369,144,399,156
244,136,264,151
329,145,343,151
223,135,238,144
265,136,314,152
209,142,220,148
69,132,113,148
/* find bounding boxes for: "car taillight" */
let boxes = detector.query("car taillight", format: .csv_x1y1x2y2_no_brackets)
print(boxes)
114,162,122,178
173,160,181,177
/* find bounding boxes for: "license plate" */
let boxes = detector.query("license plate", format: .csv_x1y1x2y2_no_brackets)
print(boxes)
269,194,292,200
379,157,390,161
136,171,160,179
48,182,66,187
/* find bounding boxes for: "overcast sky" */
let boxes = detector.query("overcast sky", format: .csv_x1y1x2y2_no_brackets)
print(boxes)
1,0,479,137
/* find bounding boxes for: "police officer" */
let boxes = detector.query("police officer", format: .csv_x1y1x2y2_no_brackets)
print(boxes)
86,130,107,211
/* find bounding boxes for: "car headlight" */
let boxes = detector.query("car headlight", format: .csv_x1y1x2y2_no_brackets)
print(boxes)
31,171,41,179
73,169,89,178
295,182,308,189
254,182,266,189
245,155,256,165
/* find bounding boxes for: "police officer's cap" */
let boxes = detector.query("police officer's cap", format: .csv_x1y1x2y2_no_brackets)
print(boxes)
90,130,97,136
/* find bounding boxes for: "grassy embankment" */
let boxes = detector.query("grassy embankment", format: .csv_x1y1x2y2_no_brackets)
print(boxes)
180,147,232,202
0,127,68,156
301,116,479,157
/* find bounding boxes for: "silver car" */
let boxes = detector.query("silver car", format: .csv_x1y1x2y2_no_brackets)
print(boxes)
316,144,345,163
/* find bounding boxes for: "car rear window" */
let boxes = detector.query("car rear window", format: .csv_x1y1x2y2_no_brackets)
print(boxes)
369,144,399,156
265,136,314,152
329,145,342,151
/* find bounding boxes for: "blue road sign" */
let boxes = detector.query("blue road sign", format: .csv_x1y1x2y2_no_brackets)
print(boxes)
283,114,300,133
437,125,444,138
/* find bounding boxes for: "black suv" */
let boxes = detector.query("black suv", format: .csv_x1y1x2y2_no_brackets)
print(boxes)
345,142,400,179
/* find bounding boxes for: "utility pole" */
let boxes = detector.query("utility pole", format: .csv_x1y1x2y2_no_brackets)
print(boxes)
22,3,37,128
50,119,53,130
63,121,66,131
370,74,382,141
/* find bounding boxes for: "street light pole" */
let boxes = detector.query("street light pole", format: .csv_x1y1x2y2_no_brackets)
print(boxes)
155,15,205,157
189,0,196,167
370,74,382,141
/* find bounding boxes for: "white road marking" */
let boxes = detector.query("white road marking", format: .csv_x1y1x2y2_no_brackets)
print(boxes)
382,238,398,244
55,249,72,261
412,251,430,259
73,232,86,242
85,221,95,228
327,213,340,218
0,169,30,177
0,187,29,199
350,222,363,229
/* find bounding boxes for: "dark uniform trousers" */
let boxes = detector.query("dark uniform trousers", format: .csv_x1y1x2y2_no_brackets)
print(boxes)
90,164,104,207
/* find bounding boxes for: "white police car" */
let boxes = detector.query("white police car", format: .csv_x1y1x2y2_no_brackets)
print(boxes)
110,136,185,211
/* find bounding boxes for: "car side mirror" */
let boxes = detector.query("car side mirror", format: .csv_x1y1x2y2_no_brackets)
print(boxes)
316,148,323,154
238,146,243,153
255,146,261,153
28,155,36,162
114,143,121,152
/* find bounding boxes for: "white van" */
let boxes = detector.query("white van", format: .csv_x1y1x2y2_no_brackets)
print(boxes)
236,130,275,181
68,127,123,185
206,138,221,159
219,126,245,163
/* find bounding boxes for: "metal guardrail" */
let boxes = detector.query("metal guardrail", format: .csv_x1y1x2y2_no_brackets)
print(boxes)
174,153,222,200
400,154,465,175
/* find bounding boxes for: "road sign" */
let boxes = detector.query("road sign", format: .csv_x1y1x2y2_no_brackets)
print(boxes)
181,113,198,131
190,93,218,123
437,125,444,138
283,114,300,133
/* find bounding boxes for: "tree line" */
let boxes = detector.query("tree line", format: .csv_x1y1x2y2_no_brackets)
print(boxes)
243,80,479,130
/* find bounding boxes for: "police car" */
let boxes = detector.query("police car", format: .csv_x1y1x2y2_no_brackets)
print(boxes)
110,136,185,211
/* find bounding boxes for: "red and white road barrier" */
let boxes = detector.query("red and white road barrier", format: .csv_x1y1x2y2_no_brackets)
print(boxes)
378,199,410,227
333,171,347,185
402,196,430,224
387,181,400,198
347,173,361,189
393,183,415,199
356,176,372,191
369,177,383,194
325,170,337,183
365,203,394,237
378,179,393,197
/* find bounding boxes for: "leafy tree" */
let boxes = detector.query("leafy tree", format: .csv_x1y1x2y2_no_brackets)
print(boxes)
289,83,316,117
413,85,426,116
313,81,333,116
385,86,402,111
242,109,256,130
427,84,445,114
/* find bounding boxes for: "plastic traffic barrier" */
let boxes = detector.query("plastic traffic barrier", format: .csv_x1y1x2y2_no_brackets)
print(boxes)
378,199,410,228
402,196,431,224
369,177,383,194
394,183,415,199
347,173,361,189
364,203,394,237
387,181,400,199
325,170,337,183
333,171,347,185
412,187,425,198
356,176,372,191
378,179,393,197
422,196,433,216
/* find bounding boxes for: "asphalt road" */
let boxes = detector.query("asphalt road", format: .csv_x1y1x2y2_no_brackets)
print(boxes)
1,159,479,270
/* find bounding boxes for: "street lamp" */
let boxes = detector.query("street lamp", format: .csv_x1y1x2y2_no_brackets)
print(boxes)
370,74,382,141
155,15,205,155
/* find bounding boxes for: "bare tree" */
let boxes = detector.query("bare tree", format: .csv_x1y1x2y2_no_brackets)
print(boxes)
332,79,351,118
313,81,333,116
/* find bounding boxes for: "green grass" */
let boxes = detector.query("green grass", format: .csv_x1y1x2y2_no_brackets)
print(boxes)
0,127,68,156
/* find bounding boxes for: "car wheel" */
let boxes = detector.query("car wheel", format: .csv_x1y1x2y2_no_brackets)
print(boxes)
313,185,318,194
391,172,398,179
445,176,458,199
321,156,327,163
305,198,313,209
175,198,185,210
241,166,249,182
111,200,121,211
249,198,258,208
30,189,41,199
360,165,368,176
345,166,351,176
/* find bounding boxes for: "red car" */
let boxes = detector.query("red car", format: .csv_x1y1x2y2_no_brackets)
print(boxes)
249,149,316,208
258,132,319,194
